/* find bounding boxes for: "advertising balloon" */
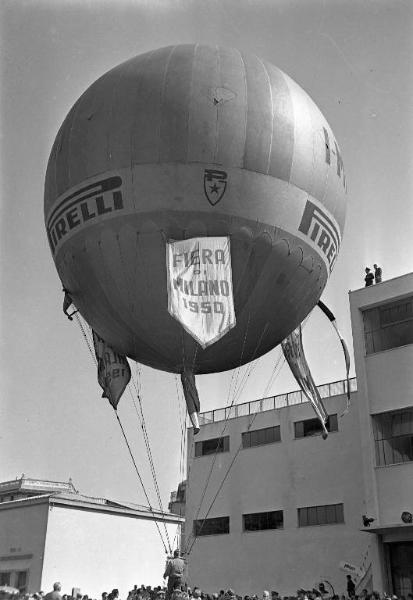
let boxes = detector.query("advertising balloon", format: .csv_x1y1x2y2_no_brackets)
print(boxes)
45,44,347,374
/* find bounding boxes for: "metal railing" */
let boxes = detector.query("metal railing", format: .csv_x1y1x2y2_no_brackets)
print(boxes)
199,377,357,425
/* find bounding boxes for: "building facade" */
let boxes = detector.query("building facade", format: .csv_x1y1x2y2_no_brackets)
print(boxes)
349,273,413,597
169,481,186,553
183,273,413,596
0,478,183,596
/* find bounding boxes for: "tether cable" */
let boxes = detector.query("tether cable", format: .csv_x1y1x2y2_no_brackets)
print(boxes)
73,311,169,554
114,410,169,554
114,231,173,552
184,321,269,554
128,372,173,554
186,349,286,556
187,314,315,555
186,411,259,556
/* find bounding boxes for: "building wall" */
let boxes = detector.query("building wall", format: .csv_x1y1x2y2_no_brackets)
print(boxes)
366,345,413,414
349,274,413,594
42,506,178,598
0,502,49,592
375,463,413,525
185,394,367,596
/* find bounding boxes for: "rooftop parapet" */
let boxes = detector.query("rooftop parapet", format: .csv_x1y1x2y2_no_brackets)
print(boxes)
199,377,357,425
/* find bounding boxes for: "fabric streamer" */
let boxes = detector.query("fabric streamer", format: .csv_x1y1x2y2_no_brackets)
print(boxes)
318,300,351,414
62,289,78,321
282,326,329,439
181,369,201,434
92,330,131,410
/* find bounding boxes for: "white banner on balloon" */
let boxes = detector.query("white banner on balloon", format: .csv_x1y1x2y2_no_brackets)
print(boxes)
166,237,236,348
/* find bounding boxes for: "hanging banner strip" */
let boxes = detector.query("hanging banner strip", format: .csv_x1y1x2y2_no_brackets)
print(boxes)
92,330,131,410
166,237,236,348
181,369,201,434
282,325,329,438
318,300,351,412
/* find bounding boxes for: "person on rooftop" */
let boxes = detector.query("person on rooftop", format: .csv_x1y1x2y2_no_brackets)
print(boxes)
374,264,382,283
365,267,374,287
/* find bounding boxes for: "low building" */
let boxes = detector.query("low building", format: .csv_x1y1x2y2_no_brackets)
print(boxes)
0,477,183,596
182,273,413,596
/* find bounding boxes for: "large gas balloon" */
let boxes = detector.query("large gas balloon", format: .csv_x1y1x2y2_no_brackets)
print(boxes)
45,44,347,374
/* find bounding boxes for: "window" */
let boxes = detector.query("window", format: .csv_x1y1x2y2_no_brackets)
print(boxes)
194,436,229,457
0,572,11,586
16,571,28,592
242,426,281,448
294,415,338,438
363,297,413,354
193,516,230,536
243,510,283,531
373,410,413,466
298,503,344,526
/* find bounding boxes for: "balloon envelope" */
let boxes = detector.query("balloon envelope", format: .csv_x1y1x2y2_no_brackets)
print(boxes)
44,44,347,374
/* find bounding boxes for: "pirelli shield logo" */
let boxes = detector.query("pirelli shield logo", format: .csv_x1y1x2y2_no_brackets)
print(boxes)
46,176,124,254
299,201,341,272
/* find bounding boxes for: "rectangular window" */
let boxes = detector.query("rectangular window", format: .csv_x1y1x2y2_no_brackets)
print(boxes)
363,296,413,354
194,436,230,457
298,503,344,526
193,516,230,536
242,426,281,448
294,414,338,438
373,410,413,466
0,572,11,586
243,510,284,531
16,571,28,592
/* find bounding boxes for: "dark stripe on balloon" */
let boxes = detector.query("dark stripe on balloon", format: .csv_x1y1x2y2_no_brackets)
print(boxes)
187,44,220,165
55,99,82,196
108,54,151,169
215,46,248,168
267,65,294,183
242,52,274,174
68,88,92,187
80,73,117,183
68,69,116,189
160,44,194,163
130,46,174,164
45,125,63,215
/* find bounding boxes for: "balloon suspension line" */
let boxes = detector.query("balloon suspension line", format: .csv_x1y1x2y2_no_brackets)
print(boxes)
175,375,188,485
186,408,260,557
176,374,195,514
185,350,285,558
72,312,169,554
113,235,172,552
114,409,169,555
74,312,97,365
227,310,252,409
128,372,172,554
184,321,269,555
187,315,324,556
188,314,253,531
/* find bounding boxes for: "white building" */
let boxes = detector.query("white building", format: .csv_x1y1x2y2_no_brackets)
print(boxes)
349,273,413,595
0,477,183,596
183,273,413,596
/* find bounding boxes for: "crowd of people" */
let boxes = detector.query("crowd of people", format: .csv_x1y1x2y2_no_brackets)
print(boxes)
11,580,412,600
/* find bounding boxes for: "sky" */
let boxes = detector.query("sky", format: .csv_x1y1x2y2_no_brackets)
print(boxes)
1,0,413,576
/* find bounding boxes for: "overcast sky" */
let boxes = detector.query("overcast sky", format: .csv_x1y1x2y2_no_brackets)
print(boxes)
1,0,412,575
